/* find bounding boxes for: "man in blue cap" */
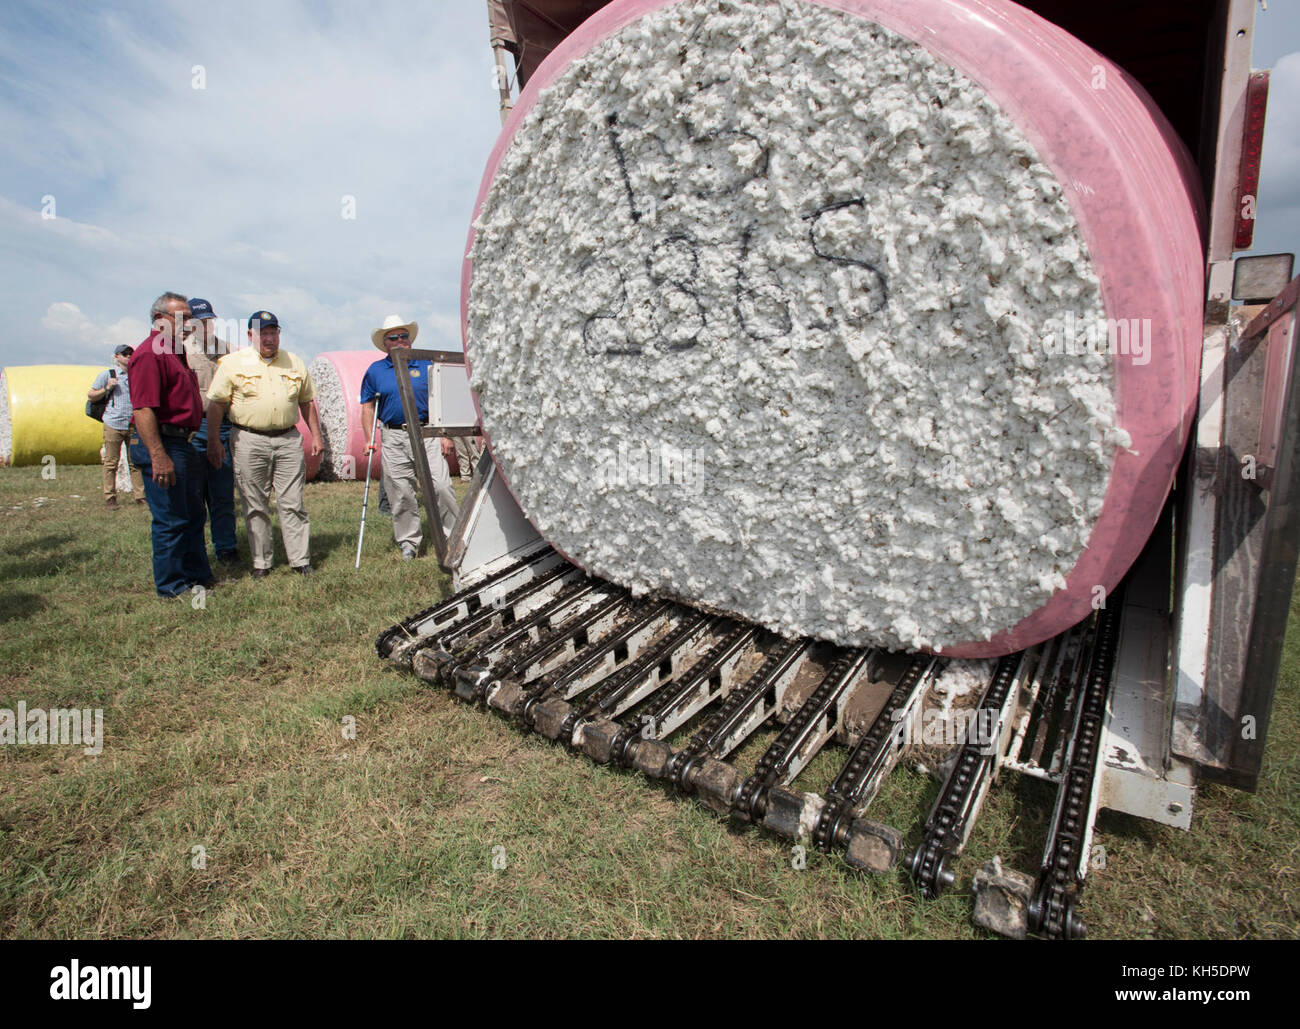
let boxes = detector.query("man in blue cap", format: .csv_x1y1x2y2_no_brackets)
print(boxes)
206,311,322,577
184,298,239,566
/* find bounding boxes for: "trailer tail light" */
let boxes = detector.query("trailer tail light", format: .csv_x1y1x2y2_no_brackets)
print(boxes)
1235,70,1270,252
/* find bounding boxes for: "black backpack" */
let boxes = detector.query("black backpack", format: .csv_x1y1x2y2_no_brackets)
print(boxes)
86,368,117,421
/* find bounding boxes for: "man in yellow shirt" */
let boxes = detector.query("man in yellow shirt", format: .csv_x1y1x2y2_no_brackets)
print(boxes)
205,311,323,578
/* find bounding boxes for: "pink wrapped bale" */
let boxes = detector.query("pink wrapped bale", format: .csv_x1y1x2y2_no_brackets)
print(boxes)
307,351,384,481
465,0,1204,657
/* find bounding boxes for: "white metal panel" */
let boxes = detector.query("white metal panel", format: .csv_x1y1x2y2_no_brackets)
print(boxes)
450,455,545,591
429,362,479,429
1101,603,1195,830
1172,317,1229,768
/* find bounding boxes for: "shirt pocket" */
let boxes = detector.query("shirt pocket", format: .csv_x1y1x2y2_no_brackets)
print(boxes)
234,372,261,398
278,370,304,401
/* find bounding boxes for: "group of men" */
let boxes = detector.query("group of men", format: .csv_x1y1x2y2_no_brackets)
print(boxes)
102,293,469,598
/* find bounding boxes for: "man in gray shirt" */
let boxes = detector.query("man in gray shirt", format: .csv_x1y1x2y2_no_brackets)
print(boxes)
88,344,145,509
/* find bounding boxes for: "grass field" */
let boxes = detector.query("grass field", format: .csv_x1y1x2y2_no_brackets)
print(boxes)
1,462,1297,939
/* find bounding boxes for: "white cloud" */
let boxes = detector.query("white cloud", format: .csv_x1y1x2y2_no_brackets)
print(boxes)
0,1,500,369
35,302,149,366
1259,53,1300,214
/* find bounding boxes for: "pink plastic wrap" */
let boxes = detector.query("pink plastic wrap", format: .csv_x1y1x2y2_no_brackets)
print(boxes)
462,0,1205,657
312,350,384,481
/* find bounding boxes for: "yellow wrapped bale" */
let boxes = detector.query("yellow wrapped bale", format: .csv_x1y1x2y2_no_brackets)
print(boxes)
0,365,107,467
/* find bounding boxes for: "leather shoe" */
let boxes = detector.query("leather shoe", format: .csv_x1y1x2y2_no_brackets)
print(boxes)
292,565,314,576
251,568,270,579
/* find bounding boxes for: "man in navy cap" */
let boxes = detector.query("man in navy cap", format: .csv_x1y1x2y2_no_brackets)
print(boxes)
205,311,322,577
184,298,239,566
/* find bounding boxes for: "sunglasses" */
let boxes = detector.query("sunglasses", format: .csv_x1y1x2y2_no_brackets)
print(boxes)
385,332,410,342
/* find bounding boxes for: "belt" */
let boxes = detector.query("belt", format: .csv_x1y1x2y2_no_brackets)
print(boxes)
232,423,296,437
159,424,195,440
384,420,428,430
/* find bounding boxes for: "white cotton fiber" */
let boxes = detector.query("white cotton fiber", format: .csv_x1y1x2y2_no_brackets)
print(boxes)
468,0,1119,651
308,357,350,480
0,370,12,465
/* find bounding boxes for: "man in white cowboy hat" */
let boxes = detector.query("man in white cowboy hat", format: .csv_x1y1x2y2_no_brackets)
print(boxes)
359,315,460,559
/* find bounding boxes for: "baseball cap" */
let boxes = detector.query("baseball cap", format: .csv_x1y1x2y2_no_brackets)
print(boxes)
248,310,279,330
189,298,216,320
114,344,134,356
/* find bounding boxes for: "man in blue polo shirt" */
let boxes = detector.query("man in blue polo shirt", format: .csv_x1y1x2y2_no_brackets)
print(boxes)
359,315,459,559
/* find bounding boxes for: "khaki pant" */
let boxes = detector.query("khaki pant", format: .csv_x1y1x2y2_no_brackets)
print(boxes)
381,429,460,551
453,435,484,481
231,427,310,570
103,425,144,501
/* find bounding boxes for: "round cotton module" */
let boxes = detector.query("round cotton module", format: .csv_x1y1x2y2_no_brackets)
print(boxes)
1,365,106,467
464,0,1203,656
308,352,384,481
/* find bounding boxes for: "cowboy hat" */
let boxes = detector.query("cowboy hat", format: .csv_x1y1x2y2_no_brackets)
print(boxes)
371,314,419,352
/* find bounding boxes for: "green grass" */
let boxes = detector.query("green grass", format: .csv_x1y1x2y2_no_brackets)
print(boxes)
1,463,1297,938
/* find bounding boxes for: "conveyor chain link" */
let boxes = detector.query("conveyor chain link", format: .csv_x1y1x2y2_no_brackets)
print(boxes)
533,610,714,740
670,636,809,791
462,589,633,705
434,563,578,658
909,652,1022,898
1029,591,1124,940
814,655,942,852
515,599,677,715
374,546,554,658
607,622,761,766
735,647,873,822
380,560,1128,940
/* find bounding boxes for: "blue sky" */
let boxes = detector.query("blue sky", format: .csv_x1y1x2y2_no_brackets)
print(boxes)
0,0,1297,370
0,0,502,366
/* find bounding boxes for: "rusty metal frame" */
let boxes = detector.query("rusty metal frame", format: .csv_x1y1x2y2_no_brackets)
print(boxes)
390,347,483,570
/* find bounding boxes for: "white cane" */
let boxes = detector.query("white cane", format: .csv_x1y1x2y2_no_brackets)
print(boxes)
355,414,380,569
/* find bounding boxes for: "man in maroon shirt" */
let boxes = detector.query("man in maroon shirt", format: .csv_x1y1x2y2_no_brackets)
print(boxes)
126,291,215,598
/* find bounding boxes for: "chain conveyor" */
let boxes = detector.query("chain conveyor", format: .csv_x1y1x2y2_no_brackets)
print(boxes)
377,547,1132,938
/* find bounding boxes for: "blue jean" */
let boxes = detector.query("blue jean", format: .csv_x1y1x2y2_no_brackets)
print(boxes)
129,432,213,597
193,418,237,557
